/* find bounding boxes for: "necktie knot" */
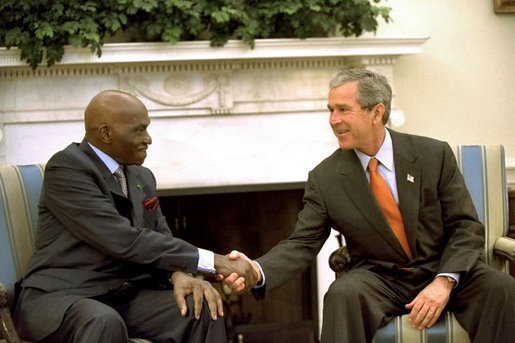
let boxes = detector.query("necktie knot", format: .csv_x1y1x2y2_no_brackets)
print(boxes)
368,157,379,172
114,166,128,197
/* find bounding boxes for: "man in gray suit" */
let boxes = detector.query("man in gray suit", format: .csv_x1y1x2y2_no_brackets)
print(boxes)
14,90,256,342
224,69,515,342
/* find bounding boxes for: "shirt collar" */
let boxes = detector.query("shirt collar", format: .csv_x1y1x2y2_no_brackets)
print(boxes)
354,129,394,172
87,142,120,174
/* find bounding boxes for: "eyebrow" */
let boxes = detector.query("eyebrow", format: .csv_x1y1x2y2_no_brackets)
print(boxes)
327,103,351,110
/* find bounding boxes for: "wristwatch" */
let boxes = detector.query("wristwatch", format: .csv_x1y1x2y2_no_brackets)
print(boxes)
444,276,457,287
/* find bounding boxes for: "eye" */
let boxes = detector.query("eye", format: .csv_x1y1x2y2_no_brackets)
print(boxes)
337,107,351,115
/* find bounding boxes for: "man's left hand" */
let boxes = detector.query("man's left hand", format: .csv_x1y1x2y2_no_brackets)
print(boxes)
171,271,224,320
405,276,453,330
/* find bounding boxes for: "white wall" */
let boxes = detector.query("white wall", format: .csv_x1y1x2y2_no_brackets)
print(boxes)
374,0,515,184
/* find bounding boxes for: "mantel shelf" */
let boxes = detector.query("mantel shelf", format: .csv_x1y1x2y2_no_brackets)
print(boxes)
0,37,429,68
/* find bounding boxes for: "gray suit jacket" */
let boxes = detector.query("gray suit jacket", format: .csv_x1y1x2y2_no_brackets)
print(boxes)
15,139,199,340
254,129,484,297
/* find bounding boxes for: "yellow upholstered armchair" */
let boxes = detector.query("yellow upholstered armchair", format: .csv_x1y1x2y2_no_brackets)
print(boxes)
0,165,151,343
329,145,515,342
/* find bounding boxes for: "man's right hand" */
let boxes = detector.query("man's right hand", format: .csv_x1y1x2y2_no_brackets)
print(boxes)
214,252,259,292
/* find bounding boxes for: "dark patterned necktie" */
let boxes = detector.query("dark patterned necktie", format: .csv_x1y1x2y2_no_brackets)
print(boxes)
114,166,128,197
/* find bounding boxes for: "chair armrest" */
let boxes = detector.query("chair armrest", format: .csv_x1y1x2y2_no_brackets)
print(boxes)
494,237,515,261
0,282,23,343
328,246,351,278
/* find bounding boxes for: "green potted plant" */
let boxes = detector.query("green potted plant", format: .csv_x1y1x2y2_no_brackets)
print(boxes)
0,0,391,70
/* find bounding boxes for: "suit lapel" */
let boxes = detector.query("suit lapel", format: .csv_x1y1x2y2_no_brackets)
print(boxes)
78,140,150,226
78,140,134,221
337,149,407,258
125,166,146,227
390,131,421,258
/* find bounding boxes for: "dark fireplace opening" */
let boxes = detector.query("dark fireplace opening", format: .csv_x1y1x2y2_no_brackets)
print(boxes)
158,186,318,343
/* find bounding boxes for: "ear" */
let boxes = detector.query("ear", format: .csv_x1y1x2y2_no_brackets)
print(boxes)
371,103,385,125
98,124,112,143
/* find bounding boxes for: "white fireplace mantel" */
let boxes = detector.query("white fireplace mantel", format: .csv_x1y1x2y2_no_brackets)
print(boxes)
0,36,429,192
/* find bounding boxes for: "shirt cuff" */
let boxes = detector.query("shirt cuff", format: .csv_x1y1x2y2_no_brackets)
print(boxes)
253,261,266,288
197,248,216,274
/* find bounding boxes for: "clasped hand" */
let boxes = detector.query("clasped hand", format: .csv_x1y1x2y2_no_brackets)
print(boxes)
215,251,261,293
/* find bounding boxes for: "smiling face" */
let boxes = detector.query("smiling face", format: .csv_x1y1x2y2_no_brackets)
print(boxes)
327,81,386,156
85,90,152,165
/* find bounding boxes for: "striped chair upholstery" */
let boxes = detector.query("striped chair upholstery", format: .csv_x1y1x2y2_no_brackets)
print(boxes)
0,165,44,343
0,164,44,305
0,164,152,343
329,145,515,343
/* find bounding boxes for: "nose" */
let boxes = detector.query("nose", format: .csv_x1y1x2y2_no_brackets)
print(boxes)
144,132,152,145
330,111,342,125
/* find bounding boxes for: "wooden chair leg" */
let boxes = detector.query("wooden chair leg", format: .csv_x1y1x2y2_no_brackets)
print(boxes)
0,283,22,343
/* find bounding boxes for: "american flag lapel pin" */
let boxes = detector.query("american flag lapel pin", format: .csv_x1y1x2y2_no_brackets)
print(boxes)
407,174,415,183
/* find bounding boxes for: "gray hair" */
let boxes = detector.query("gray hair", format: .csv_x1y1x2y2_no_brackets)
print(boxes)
329,69,392,124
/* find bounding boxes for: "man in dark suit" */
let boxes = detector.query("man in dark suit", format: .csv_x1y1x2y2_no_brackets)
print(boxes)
224,69,515,342
14,90,256,342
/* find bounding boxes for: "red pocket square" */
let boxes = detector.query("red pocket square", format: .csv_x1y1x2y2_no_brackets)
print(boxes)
143,197,159,211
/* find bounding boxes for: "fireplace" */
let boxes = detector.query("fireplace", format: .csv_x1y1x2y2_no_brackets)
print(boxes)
0,36,429,340
158,186,316,342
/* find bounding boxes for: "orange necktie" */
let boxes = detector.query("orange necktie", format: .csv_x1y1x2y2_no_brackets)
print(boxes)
368,158,412,259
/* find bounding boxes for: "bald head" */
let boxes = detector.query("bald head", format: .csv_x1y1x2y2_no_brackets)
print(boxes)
84,90,152,165
85,90,145,141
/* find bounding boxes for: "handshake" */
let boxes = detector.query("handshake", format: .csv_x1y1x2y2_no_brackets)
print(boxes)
214,251,261,293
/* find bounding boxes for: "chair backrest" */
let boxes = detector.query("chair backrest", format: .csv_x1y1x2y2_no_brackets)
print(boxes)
0,164,45,302
454,145,509,272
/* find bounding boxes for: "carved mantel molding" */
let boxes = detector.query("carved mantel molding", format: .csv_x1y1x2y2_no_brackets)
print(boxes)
0,37,428,119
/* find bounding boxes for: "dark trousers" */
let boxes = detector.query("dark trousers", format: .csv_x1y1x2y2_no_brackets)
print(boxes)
321,262,515,343
40,285,226,343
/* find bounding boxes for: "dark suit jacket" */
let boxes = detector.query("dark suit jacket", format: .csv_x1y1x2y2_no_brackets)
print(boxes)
15,139,199,340
254,129,484,298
